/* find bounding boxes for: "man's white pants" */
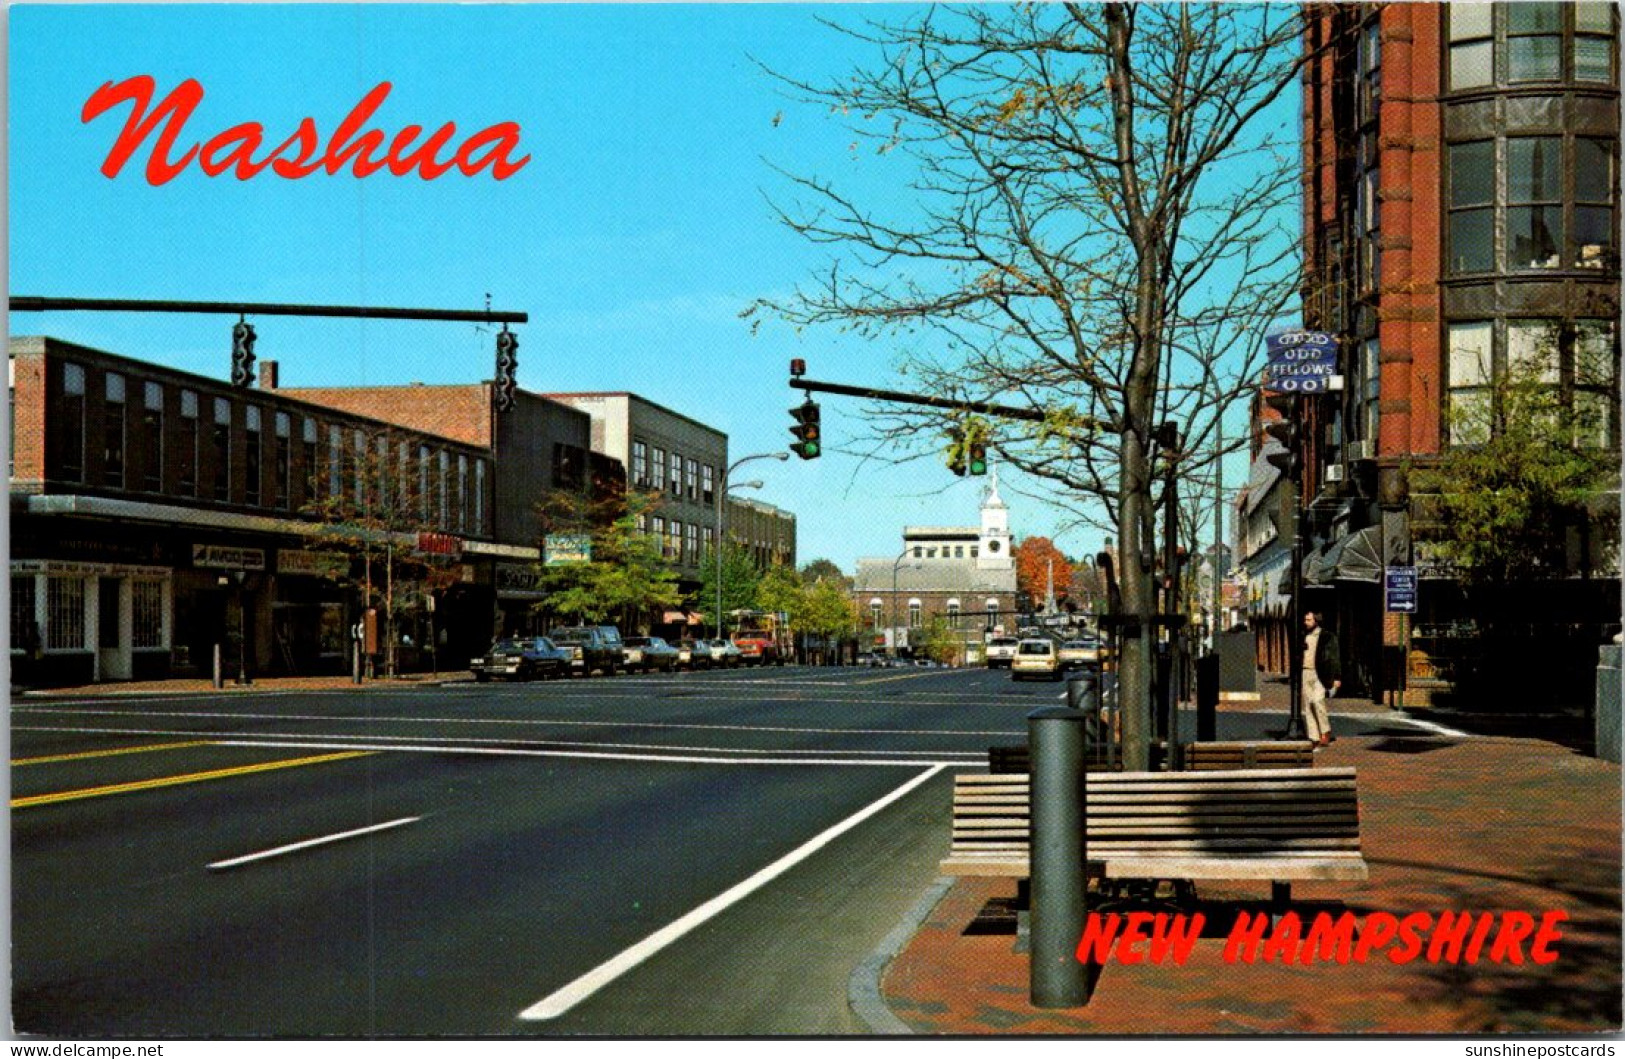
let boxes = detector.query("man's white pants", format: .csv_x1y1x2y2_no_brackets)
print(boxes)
1302,674,1331,743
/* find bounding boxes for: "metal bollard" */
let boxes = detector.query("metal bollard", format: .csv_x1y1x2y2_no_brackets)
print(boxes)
213,644,224,690
1028,705,1090,1008
1196,652,1219,742
1065,669,1099,713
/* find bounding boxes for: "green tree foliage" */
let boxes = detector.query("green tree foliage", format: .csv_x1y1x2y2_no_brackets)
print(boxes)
533,488,682,629
755,565,807,626
799,557,852,591
696,543,763,634
1428,351,1619,590
800,577,860,641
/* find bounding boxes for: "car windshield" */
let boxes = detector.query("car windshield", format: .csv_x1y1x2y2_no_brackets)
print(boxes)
550,629,591,642
1018,642,1054,655
625,638,651,647
991,638,1019,647
492,640,525,653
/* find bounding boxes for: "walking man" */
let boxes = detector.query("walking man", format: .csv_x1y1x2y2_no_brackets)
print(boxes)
1302,611,1342,747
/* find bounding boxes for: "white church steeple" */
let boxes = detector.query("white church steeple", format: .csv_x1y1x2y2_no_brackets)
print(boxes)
978,465,1012,570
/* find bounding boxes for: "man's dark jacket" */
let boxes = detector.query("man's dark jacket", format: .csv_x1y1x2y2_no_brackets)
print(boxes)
1313,629,1341,690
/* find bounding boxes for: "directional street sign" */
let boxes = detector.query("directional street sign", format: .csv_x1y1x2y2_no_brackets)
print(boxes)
1385,566,1418,613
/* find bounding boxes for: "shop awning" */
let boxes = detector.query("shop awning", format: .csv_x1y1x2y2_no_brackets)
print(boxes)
1307,526,1384,585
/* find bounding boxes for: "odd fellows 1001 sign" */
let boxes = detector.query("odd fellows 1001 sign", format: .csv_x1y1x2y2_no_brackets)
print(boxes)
1263,330,1338,394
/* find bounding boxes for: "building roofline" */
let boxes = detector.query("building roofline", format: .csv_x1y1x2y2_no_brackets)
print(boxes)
543,391,729,441
11,335,488,452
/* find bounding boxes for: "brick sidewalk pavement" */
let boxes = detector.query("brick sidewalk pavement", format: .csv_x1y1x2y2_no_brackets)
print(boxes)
878,731,1622,1034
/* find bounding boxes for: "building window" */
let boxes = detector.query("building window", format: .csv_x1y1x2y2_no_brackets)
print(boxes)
908,599,922,629
302,418,317,504
986,599,999,626
1448,3,1494,90
272,412,291,509
686,522,698,564
475,458,486,532
1507,137,1562,270
686,458,698,501
1575,2,1618,82
652,447,666,492
355,429,368,509
329,425,343,498
669,450,682,497
47,576,85,650
179,390,199,495
1447,322,1494,445
1574,320,1620,448
1448,140,1495,274
376,435,391,511
870,600,883,628
669,520,683,560
132,580,164,649
1574,138,1616,269
245,407,263,506
142,382,164,491
1357,18,1381,126
1358,338,1381,445
438,449,449,526
653,516,666,554
1507,2,1563,82
632,440,649,488
419,445,431,520
60,363,85,482
103,372,126,488
12,576,38,652
702,464,715,505
213,398,232,501
947,599,962,628
458,454,469,532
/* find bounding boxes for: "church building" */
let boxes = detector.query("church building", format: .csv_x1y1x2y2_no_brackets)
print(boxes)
851,474,1019,655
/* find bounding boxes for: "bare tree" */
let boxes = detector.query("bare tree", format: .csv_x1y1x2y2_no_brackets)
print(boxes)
753,3,1308,766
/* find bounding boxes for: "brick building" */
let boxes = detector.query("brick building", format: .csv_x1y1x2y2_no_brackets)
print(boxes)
9,337,523,685
269,377,620,635
1292,2,1620,702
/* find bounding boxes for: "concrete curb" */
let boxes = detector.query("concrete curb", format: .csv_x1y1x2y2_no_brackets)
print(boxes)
848,875,955,1035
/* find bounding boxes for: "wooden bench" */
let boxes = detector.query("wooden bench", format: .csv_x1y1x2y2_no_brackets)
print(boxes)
939,767,1368,905
989,739,1311,776
1184,740,1316,771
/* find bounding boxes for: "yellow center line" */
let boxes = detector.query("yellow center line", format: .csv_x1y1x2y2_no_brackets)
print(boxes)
853,671,951,685
12,739,216,767
12,750,376,809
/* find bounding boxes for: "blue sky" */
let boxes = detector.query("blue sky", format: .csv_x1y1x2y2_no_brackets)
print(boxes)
9,4,1290,572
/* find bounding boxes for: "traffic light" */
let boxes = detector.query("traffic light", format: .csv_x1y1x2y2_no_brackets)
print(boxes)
966,435,988,476
1262,392,1301,478
790,399,821,459
230,321,257,388
946,426,966,476
494,329,518,413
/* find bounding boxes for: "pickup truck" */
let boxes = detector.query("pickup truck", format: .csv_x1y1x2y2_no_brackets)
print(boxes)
731,628,786,666
984,636,1021,669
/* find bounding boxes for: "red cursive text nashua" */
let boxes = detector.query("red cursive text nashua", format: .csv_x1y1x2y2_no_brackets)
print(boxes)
81,76,531,186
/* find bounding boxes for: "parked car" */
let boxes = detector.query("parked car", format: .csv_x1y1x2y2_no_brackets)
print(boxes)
856,652,884,668
1011,638,1063,682
985,636,1021,669
707,638,743,669
625,636,680,673
548,625,626,676
1058,637,1102,669
469,637,571,682
674,638,709,670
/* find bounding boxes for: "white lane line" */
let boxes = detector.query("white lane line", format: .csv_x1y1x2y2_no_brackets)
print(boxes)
13,726,981,768
15,706,1021,739
518,763,948,1021
207,817,421,871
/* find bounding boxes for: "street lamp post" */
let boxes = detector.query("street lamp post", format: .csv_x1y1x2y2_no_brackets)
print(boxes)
716,451,789,639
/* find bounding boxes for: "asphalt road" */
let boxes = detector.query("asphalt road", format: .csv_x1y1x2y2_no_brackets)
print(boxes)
11,665,1415,1037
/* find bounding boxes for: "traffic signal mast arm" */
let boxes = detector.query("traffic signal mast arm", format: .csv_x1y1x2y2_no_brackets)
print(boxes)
788,376,1118,433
